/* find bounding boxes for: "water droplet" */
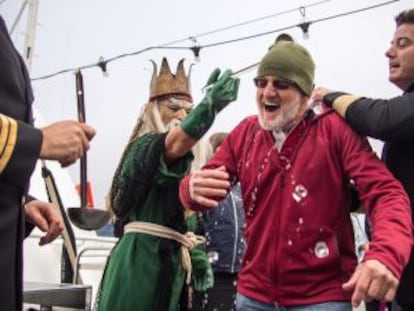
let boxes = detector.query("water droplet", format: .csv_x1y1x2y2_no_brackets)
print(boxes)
208,251,219,263
296,185,308,197
288,239,293,246
314,241,329,258
292,192,301,202
298,217,303,225
292,184,308,202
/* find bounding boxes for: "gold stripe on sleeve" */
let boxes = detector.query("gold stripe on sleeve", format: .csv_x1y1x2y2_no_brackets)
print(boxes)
332,95,361,118
0,115,18,174
0,114,11,157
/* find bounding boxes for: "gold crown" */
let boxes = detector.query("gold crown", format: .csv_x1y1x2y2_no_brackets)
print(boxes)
149,58,192,102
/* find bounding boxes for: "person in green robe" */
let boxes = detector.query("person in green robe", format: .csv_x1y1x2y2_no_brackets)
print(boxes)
95,58,239,311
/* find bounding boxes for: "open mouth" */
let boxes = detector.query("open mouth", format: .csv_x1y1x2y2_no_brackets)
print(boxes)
264,101,281,112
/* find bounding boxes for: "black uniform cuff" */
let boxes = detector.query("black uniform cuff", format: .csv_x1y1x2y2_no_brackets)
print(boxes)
323,92,348,107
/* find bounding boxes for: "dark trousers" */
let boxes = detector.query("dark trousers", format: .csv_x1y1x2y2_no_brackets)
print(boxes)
366,300,414,311
365,301,391,311
395,303,414,311
192,272,238,311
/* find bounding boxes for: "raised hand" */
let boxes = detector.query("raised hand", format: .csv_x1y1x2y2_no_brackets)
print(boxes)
204,68,240,112
180,68,239,140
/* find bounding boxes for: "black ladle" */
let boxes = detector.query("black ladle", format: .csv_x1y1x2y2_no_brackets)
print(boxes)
67,70,110,231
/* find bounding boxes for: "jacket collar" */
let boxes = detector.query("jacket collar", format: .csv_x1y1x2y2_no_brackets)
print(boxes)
405,82,414,93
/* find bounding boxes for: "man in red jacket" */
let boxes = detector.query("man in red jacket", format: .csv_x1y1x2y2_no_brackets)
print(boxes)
179,35,413,311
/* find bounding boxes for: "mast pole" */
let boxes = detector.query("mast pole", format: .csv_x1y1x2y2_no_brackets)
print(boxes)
23,0,39,70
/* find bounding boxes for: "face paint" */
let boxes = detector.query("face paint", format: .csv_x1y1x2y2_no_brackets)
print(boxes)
158,97,193,126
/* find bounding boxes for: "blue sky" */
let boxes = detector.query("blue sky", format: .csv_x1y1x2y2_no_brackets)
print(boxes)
1,0,411,209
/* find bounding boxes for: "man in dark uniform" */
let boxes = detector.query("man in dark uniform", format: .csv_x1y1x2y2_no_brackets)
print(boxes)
0,15,96,310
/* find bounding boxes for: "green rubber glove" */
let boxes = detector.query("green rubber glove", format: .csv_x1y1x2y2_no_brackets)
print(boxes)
190,246,214,292
180,68,240,140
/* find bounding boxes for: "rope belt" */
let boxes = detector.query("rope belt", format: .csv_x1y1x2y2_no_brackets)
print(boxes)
124,221,206,284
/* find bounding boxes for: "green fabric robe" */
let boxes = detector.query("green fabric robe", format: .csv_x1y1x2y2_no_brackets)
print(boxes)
96,132,199,311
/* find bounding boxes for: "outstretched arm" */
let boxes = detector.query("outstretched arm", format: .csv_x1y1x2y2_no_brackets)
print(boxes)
311,86,414,141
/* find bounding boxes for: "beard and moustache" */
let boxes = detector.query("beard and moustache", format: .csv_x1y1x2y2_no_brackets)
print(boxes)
165,118,182,131
258,93,304,132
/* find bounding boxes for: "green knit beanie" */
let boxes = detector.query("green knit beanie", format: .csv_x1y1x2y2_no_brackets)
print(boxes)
257,40,315,96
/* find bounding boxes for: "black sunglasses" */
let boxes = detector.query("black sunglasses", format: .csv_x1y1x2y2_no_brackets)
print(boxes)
253,78,295,90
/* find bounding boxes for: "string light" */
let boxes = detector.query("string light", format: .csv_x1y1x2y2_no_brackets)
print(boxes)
189,37,201,63
97,56,108,77
299,7,311,40
31,0,399,82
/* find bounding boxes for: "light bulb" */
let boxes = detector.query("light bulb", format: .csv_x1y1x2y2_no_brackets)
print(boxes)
299,21,310,40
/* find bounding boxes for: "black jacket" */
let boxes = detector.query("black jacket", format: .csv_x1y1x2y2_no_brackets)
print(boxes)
0,16,42,311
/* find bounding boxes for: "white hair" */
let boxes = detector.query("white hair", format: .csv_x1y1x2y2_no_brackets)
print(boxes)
121,98,207,171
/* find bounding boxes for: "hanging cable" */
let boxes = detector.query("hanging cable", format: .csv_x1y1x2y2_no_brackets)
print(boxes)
31,0,399,82
173,0,330,44
201,0,398,48
31,1,331,80
151,0,331,48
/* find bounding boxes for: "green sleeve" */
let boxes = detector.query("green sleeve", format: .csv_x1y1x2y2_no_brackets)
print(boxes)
157,152,194,185
109,132,166,219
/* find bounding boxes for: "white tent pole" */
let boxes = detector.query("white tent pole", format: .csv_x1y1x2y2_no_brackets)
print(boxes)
9,0,28,36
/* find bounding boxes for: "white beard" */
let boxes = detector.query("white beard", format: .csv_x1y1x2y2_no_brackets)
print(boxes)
164,119,182,131
258,94,303,132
